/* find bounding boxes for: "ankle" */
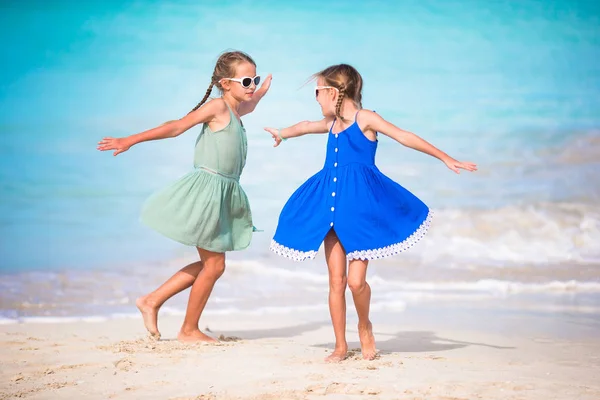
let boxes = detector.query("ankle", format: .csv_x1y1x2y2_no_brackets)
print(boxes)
334,342,348,352
179,325,199,335
358,320,372,329
139,294,161,308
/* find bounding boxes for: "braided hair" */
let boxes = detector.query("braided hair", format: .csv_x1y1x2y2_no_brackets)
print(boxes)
188,78,215,114
334,83,346,121
313,64,363,122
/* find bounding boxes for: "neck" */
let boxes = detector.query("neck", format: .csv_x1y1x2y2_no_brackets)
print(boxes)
337,100,360,121
222,93,241,113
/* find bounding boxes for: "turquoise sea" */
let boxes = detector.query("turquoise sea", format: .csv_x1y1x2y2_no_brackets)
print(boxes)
1,0,599,321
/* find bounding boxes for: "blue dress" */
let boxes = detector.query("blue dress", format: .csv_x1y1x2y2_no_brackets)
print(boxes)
270,112,432,261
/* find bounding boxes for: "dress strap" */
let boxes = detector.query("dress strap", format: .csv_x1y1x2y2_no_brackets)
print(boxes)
329,117,337,133
222,98,242,127
354,109,362,125
223,98,233,113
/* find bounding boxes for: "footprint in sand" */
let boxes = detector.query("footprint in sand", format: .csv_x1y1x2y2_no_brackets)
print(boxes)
99,336,236,357
99,338,161,354
217,334,242,342
113,357,134,372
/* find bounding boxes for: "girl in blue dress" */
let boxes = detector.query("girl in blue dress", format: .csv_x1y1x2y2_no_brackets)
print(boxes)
265,64,477,362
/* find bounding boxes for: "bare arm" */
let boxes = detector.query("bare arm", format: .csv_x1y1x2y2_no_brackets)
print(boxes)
239,74,272,116
264,118,332,147
362,110,477,173
97,99,225,156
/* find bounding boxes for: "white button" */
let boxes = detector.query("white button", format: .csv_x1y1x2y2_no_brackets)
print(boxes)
331,207,335,211
335,148,338,152
330,222,334,227
335,134,338,138
333,177,337,182
334,163,337,167
332,192,336,197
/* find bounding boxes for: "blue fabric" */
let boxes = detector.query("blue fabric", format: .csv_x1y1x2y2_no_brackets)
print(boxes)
271,114,431,260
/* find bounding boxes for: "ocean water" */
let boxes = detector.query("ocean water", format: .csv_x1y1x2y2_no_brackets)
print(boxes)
1,0,599,322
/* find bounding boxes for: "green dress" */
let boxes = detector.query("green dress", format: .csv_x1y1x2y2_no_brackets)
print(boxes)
140,100,253,252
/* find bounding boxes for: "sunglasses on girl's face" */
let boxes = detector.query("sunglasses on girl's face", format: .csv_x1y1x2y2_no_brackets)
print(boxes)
223,76,261,88
315,85,339,99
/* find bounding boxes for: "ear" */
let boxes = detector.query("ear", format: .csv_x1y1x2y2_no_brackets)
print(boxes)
331,89,338,101
219,79,231,92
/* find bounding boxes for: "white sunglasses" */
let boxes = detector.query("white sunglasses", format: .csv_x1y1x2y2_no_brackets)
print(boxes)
315,85,339,98
222,76,261,88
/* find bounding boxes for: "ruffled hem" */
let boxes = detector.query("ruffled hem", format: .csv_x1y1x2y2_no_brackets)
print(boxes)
269,240,318,261
270,211,433,262
347,211,433,260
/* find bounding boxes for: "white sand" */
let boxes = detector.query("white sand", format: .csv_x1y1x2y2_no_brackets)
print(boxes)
1,307,599,400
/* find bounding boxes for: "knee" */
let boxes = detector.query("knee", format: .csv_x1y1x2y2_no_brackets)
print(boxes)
347,277,366,293
204,259,226,279
329,275,347,293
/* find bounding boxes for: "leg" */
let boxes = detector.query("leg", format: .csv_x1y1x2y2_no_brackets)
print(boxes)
324,230,349,362
348,259,377,360
136,260,204,339
178,248,226,343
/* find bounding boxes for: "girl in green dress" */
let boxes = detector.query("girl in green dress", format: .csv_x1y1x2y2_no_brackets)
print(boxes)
97,51,272,342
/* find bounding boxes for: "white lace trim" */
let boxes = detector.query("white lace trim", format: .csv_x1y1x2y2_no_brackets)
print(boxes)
270,240,318,261
347,211,433,260
270,211,433,262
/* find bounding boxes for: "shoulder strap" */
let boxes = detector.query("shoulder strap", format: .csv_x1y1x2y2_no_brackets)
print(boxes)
354,109,362,125
222,98,242,127
222,98,234,115
329,117,337,133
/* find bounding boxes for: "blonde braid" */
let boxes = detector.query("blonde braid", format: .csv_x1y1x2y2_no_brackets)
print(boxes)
312,64,364,122
335,83,346,121
188,78,215,114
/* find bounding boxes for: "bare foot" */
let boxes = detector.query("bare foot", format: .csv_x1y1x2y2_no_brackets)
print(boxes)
136,295,160,339
358,321,377,360
325,346,348,363
177,329,218,344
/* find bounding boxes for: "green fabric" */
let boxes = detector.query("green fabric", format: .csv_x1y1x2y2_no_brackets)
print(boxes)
141,101,253,252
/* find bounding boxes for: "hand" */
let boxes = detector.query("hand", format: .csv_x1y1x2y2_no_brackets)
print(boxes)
264,127,282,147
443,158,478,174
259,74,272,94
97,137,131,156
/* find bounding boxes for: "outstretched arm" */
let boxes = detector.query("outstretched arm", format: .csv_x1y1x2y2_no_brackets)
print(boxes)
97,99,225,156
264,118,333,147
363,110,477,173
239,74,272,116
